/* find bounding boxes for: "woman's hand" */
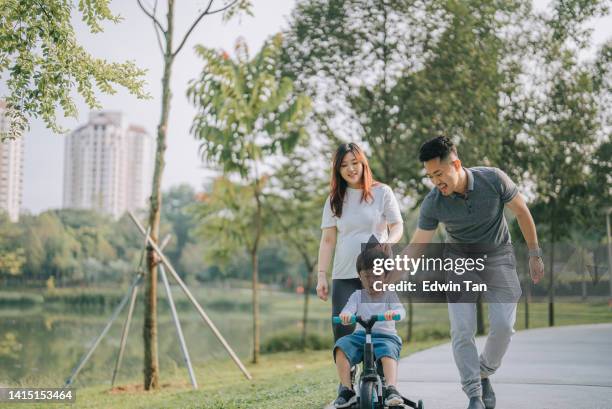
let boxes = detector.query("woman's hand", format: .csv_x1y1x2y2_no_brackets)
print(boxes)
316,271,329,301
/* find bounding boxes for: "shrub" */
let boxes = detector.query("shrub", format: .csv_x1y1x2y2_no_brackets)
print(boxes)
261,329,333,353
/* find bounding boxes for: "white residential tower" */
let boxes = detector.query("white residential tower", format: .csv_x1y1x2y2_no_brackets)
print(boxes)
63,111,154,218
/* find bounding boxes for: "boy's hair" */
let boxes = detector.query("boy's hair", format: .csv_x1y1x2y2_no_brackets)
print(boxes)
418,135,457,162
356,245,391,275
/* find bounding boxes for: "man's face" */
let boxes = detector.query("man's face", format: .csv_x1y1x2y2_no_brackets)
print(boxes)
424,157,461,196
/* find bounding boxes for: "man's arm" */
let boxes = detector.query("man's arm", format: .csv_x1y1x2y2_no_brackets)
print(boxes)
505,194,545,284
387,228,435,283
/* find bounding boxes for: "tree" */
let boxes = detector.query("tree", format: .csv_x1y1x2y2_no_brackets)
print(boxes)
161,184,197,276
265,146,328,349
0,213,25,285
521,0,609,326
282,0,536,197
188,34,311,363
0,0,149,140
135,0,251,389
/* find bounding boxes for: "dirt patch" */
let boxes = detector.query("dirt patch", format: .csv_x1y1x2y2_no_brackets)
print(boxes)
108,381,190,394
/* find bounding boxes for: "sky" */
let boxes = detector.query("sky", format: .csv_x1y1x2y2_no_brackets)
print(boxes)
12,0,612,214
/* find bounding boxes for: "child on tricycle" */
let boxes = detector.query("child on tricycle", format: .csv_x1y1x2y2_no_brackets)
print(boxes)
332,245,406,408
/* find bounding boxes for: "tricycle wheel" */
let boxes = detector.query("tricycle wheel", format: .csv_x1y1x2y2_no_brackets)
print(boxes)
359,380,378,409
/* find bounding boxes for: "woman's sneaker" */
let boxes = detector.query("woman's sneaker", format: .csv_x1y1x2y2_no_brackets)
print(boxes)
334,385,356,408
384,385,403,406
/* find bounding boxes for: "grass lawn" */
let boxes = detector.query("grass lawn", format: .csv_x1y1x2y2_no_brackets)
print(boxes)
4,340,445,409
2,288,610,409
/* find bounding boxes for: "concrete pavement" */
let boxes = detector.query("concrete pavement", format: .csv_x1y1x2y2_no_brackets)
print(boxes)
327,323,612,409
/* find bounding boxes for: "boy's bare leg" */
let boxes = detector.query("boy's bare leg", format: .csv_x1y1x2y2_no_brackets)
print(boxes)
381,357,398,386
335,348,353,388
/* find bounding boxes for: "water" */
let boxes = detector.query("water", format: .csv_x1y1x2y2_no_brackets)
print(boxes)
0,288,330,388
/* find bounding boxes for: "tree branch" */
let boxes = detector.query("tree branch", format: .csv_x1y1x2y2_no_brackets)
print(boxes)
207,0,239,15
152,0,165,54
137,0,166,35
172,0,237,58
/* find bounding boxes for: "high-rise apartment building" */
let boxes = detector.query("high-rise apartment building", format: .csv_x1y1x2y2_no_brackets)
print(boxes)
63,111,154,218
0,100,24,222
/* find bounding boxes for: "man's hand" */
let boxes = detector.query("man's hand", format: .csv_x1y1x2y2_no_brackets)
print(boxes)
316,272,329,301
339,311,354,325
529,256,544,284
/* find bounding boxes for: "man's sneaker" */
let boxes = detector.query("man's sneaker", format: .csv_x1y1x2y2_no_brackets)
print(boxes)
384,385,403,407
334,385,356,408
481,378,496,409
467,396,486,409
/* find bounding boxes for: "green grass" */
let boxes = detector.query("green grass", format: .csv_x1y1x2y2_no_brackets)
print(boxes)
3,340,444,409
1,286,610,409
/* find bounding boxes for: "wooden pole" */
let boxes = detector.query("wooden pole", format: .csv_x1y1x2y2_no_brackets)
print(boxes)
128,211,252,380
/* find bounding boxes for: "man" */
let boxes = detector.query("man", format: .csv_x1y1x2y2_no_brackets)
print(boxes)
408,136,544,409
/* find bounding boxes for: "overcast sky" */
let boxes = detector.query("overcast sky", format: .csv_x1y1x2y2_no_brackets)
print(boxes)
14,0,612,214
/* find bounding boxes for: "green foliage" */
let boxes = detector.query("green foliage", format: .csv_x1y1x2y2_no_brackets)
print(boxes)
191,176,260,265
282,0,610,245
261,329,333,353
282,0,538,197
0,0,149,140
188,34,311,179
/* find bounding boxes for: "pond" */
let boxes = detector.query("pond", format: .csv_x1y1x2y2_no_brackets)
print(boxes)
0,287,331,388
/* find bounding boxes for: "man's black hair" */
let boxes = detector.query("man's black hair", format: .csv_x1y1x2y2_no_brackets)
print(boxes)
418,136,457,162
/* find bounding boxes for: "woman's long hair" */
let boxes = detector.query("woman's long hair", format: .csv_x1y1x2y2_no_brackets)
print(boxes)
329,143,375,218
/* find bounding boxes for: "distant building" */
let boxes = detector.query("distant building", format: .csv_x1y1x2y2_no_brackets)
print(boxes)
63,111,154,218
0,100,24,222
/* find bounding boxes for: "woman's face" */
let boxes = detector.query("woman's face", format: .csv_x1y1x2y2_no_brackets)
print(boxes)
339,151,363,187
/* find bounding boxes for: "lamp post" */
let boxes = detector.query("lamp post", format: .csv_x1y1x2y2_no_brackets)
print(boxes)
606,207,612,308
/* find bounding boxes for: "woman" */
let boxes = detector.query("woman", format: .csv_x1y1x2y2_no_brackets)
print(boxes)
317,142,404,341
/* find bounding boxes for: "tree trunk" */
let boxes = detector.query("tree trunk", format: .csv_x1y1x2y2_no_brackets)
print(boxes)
144,0,175,391
524,250,530,329
251,187,262,364
476,298,485,335
406,297,413,342
548,240,555,327
301,262,315,350
547,199,556,327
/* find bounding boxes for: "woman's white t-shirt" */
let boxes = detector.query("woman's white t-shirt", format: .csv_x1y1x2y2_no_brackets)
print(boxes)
321,184,403,280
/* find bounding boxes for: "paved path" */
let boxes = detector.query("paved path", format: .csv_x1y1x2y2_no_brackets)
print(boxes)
327,323,612,409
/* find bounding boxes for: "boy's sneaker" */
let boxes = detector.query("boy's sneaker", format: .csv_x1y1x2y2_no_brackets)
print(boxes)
384,385,403,407
481,378,496,409
334,385,356,408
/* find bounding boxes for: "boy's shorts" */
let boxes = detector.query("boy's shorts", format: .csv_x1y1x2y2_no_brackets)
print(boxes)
333,331,402,367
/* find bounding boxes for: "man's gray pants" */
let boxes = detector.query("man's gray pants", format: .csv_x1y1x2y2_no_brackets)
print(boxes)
447,252,522,398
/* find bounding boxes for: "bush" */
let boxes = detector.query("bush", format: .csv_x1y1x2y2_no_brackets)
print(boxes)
412,326,450,342
261,329,333,353
0,291,44,306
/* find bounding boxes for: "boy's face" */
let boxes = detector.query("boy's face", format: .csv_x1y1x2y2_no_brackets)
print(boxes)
359,269,382,295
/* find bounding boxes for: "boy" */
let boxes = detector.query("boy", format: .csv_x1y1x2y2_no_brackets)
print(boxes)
333,246,406,408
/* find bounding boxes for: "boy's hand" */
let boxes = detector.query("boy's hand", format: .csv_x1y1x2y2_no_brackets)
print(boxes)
339,312,354,325
384,310,397,321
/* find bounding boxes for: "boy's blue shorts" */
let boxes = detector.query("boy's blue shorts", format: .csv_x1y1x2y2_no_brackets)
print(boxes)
333,331,402,366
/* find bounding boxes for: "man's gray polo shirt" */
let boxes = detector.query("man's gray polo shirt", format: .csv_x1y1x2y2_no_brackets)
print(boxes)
418,167,519,244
